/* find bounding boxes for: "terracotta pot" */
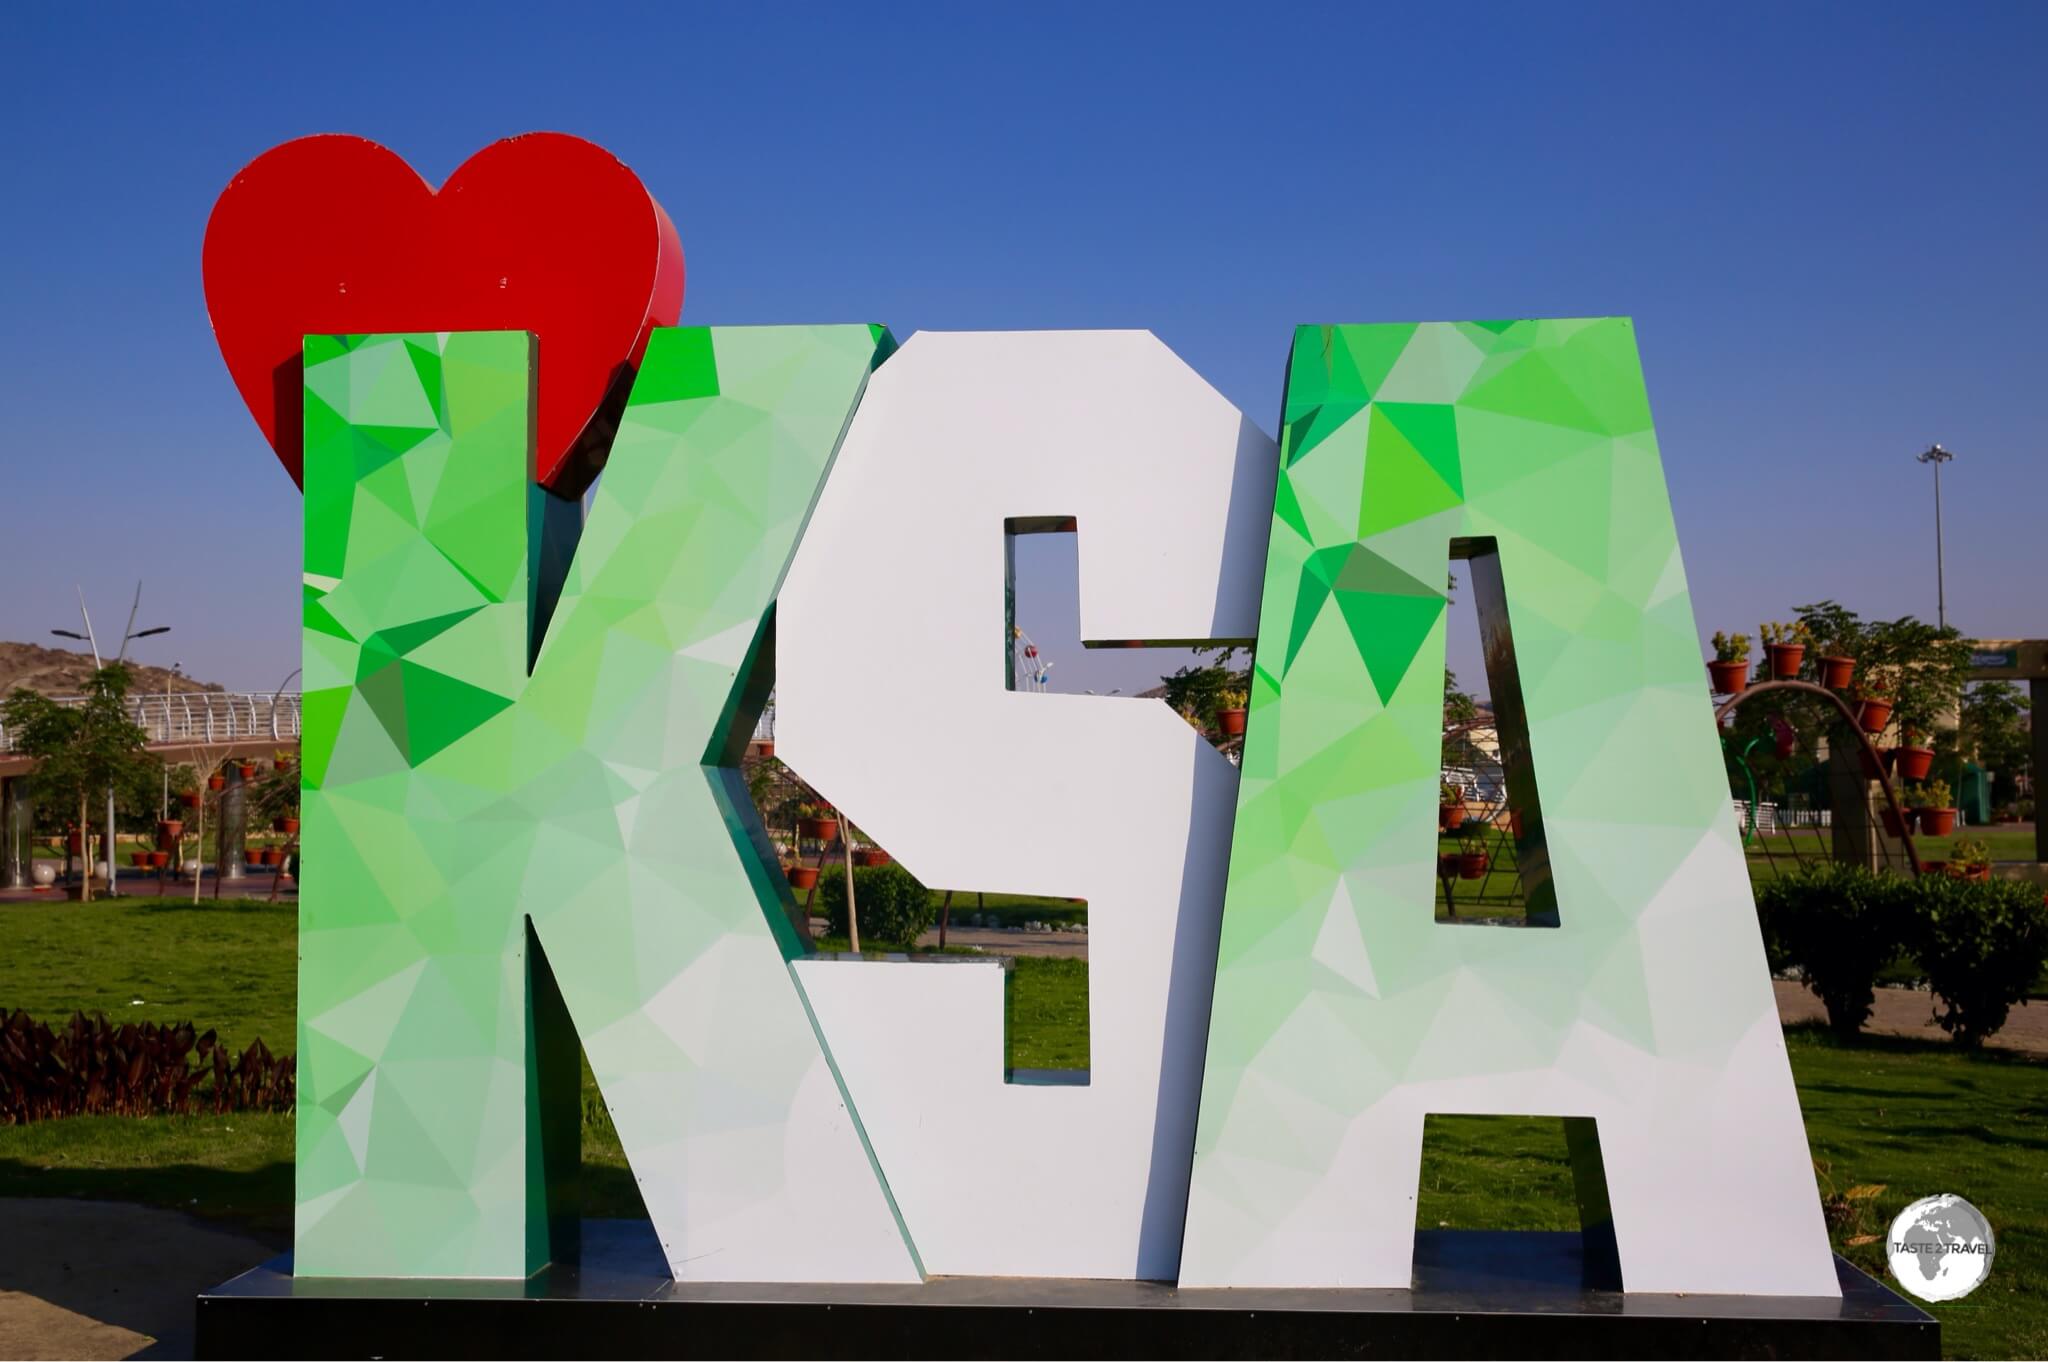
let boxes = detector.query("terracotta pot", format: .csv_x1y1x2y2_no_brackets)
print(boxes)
261,847,285,866
1707,660,1749,694
852,848,890,867
131,851,153,867
1439,801,1464,832
757,740,775,758
1945,862,1990,883
786,865,820,891
246,849,265,866
1921,859,1948,878
1879,806,1908,838
1855,697,1893,734
237,763,256,779
1894,746,1934,782
1919,808,1957,837
1765,643,1806,681
156,820,183,847
179,790,202,810
1457,852,1490,880
797,816,840,842
67,829,83,854
1436,853,1459,879
1818,655,1856,689
1774,729,1797,760
148,850,169,869
275,817,300,836
1217,708,1247,736
208,774,226,792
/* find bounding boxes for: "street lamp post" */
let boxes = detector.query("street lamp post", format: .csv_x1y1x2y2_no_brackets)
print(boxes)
1916,444,1955,630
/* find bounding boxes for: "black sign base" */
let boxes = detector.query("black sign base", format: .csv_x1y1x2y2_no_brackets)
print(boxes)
197,1221,1935,1359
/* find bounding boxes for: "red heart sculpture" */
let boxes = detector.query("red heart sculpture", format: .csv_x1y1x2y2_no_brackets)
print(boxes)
203,132,684,494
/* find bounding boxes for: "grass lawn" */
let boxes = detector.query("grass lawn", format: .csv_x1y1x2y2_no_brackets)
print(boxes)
4,896,2044,1358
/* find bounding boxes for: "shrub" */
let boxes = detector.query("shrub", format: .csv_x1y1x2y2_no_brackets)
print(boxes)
819,863,936,948
0,1009,296,1123
1755,864,1909,1039
1908,876,2048,1047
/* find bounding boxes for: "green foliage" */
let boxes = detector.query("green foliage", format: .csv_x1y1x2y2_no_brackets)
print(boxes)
1858,614,1973,740
1160,661,1242,725
1758,620,1810,648
819,863,936,948
1947,840,1992,873
1443,668,1478,726
2,666,160,896
1910,876,2048,1047
1793,600,1864,661
1711,630,1750,662
1964,681,2032,801
247,752,300,829
1756,864,1910,1038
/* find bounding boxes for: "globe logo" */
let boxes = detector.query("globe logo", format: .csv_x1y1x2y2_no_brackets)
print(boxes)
1887,1194,1995,1302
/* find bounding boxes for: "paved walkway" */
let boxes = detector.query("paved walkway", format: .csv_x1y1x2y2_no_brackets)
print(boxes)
1774,979,2048,1054
0,1200,280,1360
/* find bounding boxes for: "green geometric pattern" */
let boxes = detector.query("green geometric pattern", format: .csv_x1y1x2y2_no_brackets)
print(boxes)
1179,321,1833,1292
298,326,916,1280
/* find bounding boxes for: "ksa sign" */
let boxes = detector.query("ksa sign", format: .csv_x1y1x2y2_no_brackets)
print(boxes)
206,134,1838,1295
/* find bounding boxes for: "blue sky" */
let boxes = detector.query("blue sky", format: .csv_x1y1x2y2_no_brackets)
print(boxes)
3,3,2042,696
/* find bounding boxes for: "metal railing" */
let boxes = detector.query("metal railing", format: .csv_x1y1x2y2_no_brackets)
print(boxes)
0,691,303,754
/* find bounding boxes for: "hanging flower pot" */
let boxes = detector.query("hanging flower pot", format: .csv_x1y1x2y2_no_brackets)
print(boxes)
1894,746,1935,782
246,848,265,866
1855,696,1893,734
1818,655,1855,689
148,850,170,869
208,774,226,792
1774,728,1797,760
1706,660,1749,694
130,850,152,868
1457,851,1490,880
275,816,300,836
237,762,257,780
786,865,820,891
1879,806,1908,838
1435,853,1459,879
261,847,285,867
66,827,84,855
1764,642,1806,681
179,790,202,810
852,848,890,867
797,816,840,842
1217,708,1247,737
1919,807,1957,837
156,820,183,848
757,740,776,759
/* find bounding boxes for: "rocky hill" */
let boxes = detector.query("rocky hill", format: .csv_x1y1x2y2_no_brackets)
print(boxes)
0,641,221,698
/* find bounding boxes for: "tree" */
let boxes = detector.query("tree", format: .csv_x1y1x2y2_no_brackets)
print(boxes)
1860,615,1973,743
1,664,157,902
1961,681,2032,805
